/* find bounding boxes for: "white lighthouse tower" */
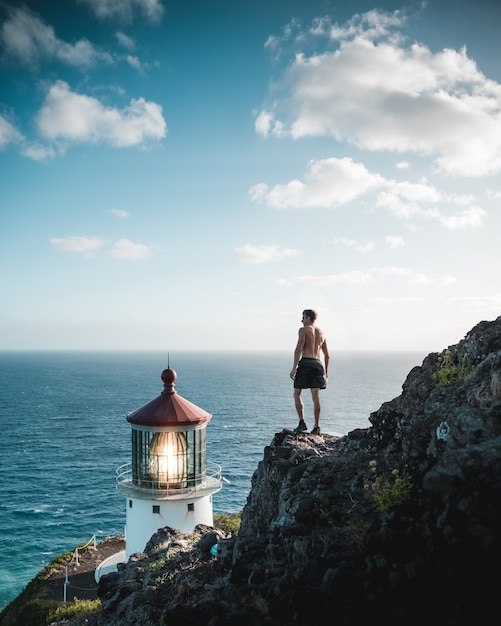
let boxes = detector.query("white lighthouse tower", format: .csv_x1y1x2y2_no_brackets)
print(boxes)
116,365,222,558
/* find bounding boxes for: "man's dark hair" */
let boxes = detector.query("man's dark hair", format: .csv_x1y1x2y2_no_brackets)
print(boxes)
303,309,317,322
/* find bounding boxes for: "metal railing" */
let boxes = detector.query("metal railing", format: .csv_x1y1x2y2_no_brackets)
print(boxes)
63,534,98,602
116,461,222,497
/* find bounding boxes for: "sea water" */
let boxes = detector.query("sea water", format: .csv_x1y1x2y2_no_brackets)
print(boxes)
0,350,426,609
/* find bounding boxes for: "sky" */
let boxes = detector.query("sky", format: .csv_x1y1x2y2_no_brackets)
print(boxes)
0,0,500,354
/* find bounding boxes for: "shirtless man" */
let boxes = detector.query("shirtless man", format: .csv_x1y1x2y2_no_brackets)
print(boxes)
290,309,329,435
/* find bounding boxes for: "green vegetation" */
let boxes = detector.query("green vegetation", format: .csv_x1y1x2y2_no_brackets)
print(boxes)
432,348,474,386
144,516,241,574
248,591,269,615
0,545,99,626
48,598,101,623
0,516,242,626
0,597,60,626
214,511,241,536
147,555,168,571
365,461,412,513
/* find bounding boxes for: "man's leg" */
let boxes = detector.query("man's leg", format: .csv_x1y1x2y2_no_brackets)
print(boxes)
294,388,304,420
311,388,320,427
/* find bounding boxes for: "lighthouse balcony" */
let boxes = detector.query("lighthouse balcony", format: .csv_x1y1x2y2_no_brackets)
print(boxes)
116,462,222,500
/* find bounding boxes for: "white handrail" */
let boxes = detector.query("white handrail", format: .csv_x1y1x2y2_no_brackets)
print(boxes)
62,533,122,602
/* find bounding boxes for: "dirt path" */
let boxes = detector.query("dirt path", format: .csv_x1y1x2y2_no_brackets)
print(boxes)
42,536,125,604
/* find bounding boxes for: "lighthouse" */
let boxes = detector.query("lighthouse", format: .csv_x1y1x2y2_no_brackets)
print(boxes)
116,365,222,558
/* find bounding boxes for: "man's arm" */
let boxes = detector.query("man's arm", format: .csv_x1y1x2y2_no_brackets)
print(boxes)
322,340,329,377
290,328,305,379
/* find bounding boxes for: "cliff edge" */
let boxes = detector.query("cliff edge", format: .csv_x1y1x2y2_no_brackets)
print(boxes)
3,316,501,626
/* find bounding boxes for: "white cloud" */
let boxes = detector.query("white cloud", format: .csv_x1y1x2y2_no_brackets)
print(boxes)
438,206,486,230
249,157,386,209
374,266,458,285
375,266,412,278
331,237,375,253
254,111,274,137
408,273,457,286
288,267,458,288
250,153,487,232
294,271,375,286
109,208,130,218
21,143,56,160
0,7,113,68
49,235,153,259
321,8,405,42
449,294,501,311
36,81,166,149
115,32,136,50
257,9,501,176
376,180,443,219
376,180,486,228
109,238,152,259
385,235,405,248
50,236,107,256
235,244,299,264
77,0,164,23
0,114,24,148
372,296,421,303
125,55,143,71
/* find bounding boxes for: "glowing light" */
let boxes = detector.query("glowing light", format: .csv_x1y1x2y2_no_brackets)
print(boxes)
148,431,188,488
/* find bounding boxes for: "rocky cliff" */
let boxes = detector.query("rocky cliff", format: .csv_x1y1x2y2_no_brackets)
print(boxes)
8,317,501,626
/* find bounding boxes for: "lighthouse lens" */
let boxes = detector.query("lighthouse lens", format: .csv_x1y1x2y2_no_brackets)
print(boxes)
148,431,188,489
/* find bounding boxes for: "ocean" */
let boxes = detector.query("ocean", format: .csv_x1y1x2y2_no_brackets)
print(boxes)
0,350,426,610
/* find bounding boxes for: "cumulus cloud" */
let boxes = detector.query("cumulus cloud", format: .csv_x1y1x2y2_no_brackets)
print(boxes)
109,238,152,259
449,294,501,311
235,244,299,264
77,0,164,23
256,9,501,176
21,143,56,160
0,114,24,148
249,152,487,230
115,32,136,50
249,157,386,209
125,55,143,71
331,237,375,253
109,208,130,218
294,271,375,286
376,180,486,228
36,81,166,149
438,206,486,229
50,235,153,259
376,266,457,285
250,156,485,230
288,267,458,288
0,6,113,68
385,235,405,248
50,236,107,257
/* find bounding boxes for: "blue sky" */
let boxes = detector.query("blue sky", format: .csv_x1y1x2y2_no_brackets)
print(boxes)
1,0,500,353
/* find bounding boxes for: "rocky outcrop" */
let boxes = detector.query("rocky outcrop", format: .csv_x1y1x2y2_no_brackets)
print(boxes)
33,317,501,624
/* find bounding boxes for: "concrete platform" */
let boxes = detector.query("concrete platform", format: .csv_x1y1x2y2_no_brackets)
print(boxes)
95,550,126,583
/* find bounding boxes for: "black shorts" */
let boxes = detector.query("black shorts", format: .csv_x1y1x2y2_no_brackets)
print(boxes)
293,358,327,389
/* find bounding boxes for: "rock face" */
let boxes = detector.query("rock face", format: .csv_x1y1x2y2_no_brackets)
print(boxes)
67,317,501,625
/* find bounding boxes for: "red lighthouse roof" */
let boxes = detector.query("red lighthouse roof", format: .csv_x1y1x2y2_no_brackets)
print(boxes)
126,367,212,427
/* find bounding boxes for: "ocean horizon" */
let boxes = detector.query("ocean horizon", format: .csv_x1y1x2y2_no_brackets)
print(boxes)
0,349,427,610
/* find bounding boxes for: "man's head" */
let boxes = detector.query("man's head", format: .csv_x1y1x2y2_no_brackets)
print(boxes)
302,309,317,323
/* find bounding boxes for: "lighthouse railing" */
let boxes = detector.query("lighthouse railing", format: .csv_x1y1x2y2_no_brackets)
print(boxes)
116,461,222,497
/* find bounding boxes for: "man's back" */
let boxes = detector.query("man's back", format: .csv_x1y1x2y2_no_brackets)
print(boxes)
301,324,326,359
